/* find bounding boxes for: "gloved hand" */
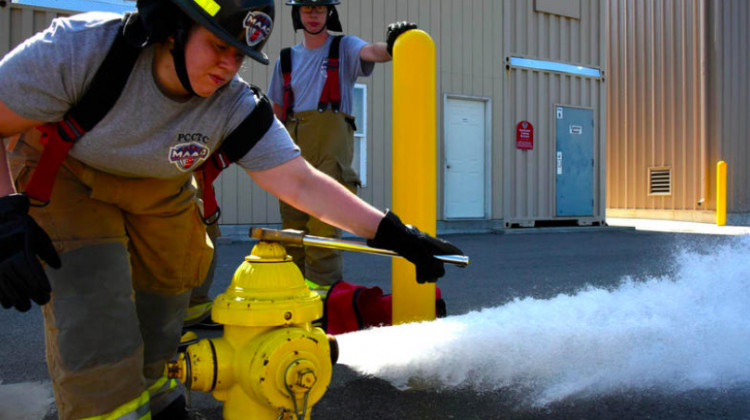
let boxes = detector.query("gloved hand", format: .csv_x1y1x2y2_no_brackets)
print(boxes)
386,21,418,56
367,210,463,283
0,194,61,312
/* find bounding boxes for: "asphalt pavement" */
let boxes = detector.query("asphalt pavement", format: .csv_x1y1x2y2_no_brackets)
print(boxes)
2,220,749,419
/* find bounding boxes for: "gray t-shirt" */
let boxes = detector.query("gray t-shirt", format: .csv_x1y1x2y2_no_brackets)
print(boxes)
0,12,299,179
267,35,374,115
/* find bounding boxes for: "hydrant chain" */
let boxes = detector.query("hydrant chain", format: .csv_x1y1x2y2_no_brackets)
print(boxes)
284,359,312,420
284,383,310,420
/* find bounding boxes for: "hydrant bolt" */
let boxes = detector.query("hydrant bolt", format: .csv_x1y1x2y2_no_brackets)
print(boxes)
297,369,317,389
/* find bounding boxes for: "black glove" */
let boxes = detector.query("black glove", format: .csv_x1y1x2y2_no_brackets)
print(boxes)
386,21,418,56
367,210,463,283
0,194,61,312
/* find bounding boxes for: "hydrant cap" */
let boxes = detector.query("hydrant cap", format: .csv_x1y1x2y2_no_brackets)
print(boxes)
212,241,323,326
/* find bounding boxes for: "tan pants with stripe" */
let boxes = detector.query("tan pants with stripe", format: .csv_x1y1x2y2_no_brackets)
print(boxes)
281,110,360,286
10,131,213,419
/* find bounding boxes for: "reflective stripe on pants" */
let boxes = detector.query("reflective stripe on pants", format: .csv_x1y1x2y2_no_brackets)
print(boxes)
77,391,150,420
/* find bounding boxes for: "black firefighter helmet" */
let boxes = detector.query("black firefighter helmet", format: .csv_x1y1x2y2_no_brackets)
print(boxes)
285,0,342,33
135,0,275,64
134,0,275,95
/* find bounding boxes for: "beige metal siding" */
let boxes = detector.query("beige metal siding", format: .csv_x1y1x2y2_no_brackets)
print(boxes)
3,0,607,227
607,0,750,222
1,3,68,57
716,0,750,214
503,0,606,225
504,72,605,225
607,0,706,216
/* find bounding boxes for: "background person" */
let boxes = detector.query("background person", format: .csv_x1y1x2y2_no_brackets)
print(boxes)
267,0,416,295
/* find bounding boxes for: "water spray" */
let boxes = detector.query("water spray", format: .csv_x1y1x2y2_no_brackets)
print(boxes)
337,236,750,406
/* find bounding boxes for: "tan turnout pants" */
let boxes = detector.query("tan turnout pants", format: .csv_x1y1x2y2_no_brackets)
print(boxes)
10,131,213,419
280,109,360,286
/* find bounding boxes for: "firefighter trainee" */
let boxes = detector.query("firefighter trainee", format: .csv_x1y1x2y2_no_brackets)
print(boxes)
0,0,461,419
267,0,417,293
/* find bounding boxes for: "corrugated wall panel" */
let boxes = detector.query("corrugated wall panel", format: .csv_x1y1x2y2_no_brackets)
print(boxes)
503,0,606,225
505,70,605,223
1,4,67,57
508,0,602,67
606,0,725,222
718,0,750,214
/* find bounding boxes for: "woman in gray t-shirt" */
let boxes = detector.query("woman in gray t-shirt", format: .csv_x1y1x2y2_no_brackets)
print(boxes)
0,1,462,419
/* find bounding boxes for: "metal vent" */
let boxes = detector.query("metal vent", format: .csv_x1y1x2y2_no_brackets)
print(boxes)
649,167,671,195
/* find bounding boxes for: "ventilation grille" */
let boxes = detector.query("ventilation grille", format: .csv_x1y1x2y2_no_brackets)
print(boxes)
649,167,671,195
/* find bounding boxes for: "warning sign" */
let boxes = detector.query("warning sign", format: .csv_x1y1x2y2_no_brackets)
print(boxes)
516,121,534,150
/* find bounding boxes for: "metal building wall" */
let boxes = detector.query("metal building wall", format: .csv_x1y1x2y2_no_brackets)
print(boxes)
0,2,69,57
2,0,607,227
607,0,708,221
502,0,607,227
227,0,606,226
715,0,750,221
606,0,750,223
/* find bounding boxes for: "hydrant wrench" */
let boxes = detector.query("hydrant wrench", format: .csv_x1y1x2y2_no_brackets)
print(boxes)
248,227,469,267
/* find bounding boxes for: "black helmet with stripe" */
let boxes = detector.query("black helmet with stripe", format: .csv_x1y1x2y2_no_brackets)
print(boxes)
171,0,275,64
135,0,274,96
285,0,342,33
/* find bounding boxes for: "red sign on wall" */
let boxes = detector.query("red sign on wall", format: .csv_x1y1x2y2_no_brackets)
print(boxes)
516,121,534,150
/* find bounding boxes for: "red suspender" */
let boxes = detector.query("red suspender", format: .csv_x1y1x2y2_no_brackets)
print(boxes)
280,47,294,123
24,120,80,204
197,90,275,223
317,35,343,113
280,35,344,121
24,18,141,206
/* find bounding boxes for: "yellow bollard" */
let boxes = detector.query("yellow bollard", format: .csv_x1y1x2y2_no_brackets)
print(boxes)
391,29,437,324
717,161,727,226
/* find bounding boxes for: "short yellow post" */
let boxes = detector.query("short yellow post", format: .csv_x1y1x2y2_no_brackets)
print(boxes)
717,161,727,226
391,29,436,324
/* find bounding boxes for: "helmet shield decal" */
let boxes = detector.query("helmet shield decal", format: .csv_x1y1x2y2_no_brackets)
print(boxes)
244,11,273,47
168,0,275,64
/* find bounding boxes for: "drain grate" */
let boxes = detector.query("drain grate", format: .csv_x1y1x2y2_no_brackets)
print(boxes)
649,167,671,195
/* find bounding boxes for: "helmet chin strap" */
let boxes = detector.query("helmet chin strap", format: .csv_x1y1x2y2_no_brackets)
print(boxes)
303,23,327,35
170,22,197,97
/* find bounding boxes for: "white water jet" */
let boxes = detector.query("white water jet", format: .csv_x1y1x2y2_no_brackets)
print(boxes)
0,380,54,420
337,235,750,405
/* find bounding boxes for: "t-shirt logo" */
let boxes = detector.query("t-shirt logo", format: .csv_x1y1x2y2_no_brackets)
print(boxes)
169,142,209,172
244,11,273,47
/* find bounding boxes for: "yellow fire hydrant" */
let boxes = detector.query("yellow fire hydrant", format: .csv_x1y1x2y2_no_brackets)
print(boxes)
167,241,336,420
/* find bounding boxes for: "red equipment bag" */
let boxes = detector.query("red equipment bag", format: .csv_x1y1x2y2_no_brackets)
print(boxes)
322,281,447,335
